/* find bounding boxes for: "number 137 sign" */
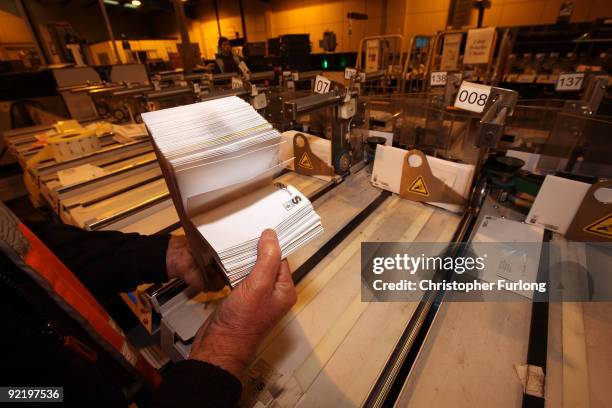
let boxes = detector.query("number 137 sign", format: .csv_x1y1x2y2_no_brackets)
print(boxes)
555,73,584,92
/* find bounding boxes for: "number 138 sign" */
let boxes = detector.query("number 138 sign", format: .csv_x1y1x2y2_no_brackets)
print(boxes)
430,71,447,87
453,81,491,113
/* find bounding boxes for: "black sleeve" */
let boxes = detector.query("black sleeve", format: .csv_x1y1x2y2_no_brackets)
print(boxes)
31,222,171,301
150,360,242,408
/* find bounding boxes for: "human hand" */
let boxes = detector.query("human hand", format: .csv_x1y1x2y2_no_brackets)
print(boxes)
166,235,213,292
189,229,297,378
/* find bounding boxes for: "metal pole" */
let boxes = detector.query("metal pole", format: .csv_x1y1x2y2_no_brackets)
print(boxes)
172,0,191,45
16,0,51,65
238,0,247,42
172,0,196,73
213,0,222,37
477,7,485,28
98,0,122,64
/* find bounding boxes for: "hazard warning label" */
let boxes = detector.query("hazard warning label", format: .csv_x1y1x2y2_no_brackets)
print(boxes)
299,152,313,169
583,214,612,239
408,176,429,196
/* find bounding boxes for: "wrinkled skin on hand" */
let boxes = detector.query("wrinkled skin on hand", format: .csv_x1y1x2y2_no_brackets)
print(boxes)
189,229,297,378
166,235,226,292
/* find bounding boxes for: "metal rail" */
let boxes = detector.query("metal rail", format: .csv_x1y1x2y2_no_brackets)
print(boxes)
364,176,489,408
87,191,171,230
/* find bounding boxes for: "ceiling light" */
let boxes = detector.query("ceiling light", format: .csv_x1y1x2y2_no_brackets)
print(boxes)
131,0,142,6
103,0,119,4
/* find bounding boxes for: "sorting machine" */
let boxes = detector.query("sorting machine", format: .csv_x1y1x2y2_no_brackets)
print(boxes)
4,59,612,407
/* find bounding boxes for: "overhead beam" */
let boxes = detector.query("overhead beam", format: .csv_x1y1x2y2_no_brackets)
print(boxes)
15,0,51,65
98,0,123,64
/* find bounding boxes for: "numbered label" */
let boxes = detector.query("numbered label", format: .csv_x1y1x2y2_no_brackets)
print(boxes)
231,77,243,90
453,81,491,113
344,67,357,80
430,71,447,87
556,73,584,92
314,75,332,94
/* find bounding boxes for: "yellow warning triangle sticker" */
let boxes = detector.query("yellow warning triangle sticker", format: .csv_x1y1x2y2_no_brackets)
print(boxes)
583,213,612,238
408,176,429,196
299,152,313,169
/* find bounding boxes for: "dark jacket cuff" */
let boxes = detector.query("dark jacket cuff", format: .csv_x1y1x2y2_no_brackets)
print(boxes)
150,360,242,407
133,234,172,284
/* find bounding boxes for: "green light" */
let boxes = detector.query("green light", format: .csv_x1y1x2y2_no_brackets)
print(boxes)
340,56,347,68
322,59,328,70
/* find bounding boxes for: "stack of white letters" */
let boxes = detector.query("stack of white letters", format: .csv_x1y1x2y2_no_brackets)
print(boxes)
143,97,322,286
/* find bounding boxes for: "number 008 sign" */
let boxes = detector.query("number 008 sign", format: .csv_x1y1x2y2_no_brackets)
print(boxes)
453,81,491,113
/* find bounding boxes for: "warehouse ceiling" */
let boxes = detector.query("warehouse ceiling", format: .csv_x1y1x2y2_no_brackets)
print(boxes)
33,0,174,13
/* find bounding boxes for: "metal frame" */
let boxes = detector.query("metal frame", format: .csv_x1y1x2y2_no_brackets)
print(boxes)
356,34,405,94
400,34,434,94
425,28,501,88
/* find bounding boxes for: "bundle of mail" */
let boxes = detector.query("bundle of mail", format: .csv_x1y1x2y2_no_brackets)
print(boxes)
143,97,323,286
371,144,475,213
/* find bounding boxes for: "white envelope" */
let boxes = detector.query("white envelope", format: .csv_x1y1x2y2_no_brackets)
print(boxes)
526,175,590,234
371,145,474,213
472,216,544,299
193,184,313,253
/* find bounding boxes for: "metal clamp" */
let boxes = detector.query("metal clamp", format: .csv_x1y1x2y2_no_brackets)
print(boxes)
477,87,519,148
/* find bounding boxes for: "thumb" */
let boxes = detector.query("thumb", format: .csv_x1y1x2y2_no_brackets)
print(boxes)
248,229,282,292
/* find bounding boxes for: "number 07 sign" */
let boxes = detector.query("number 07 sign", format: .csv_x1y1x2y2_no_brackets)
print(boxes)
453,81,492,113
314,75,332,94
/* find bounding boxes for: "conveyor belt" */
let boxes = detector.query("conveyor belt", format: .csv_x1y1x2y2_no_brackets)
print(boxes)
390,201,530,405
392,199,612,408
67,178,170,229
44,153,158,215
240,171,461,407
31,141,153,185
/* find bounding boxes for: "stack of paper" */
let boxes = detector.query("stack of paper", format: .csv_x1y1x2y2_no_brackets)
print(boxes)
192,184,323,282
143,97,322,286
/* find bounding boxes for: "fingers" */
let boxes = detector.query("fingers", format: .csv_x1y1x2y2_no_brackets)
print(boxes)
274,260,297,307
276,260,293,286
248,229,282,292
